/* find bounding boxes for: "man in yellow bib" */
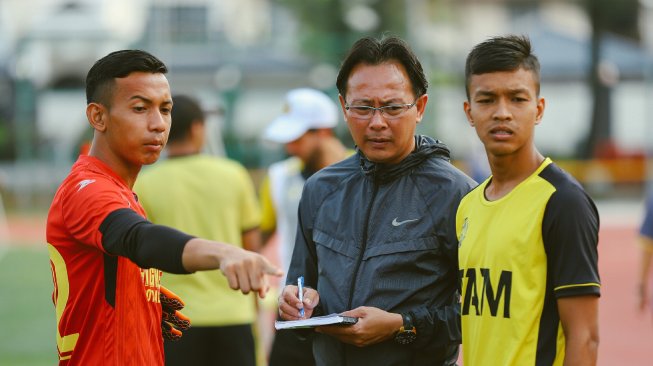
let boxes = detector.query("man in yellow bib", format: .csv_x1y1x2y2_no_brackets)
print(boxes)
135,95,262,365
457,35,600,365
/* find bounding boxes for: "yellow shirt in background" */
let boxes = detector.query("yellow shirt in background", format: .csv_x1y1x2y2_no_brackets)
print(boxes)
134,154,260,326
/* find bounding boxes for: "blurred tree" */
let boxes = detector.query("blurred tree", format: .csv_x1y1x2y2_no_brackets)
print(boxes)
277,0,407,65
580,0,640,159
596,0,640,41
0,74,15,161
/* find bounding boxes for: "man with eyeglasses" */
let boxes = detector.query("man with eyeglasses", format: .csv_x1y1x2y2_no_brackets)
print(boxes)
277,35,476,365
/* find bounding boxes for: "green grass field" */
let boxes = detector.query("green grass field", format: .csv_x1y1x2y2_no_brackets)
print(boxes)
0,246,57,365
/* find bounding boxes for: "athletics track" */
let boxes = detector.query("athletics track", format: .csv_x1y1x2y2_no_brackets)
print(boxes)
4,200,652,365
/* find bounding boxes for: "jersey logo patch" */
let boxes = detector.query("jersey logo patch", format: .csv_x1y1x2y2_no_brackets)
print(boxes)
77,179,96,191
459,217,469,247
392,217,419,227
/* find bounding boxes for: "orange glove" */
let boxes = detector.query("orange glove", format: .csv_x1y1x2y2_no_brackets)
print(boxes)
160,286,191,341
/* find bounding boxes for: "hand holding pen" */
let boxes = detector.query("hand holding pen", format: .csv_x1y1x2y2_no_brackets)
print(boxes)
298,276,305,317
277,277,320,320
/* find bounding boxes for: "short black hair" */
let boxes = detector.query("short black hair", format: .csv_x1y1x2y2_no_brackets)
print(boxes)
85,49,168,106
464,34,540,99
336,35,428,100
168,95,204,144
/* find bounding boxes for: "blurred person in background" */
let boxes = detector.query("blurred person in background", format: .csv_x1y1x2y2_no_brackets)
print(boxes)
458,35,600,365
46,50,281,365
277,36,475,365
134,95,263,366
260,87,347,366
637,195,653,313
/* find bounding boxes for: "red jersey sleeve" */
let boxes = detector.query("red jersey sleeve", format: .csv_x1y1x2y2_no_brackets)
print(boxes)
60,175,142,252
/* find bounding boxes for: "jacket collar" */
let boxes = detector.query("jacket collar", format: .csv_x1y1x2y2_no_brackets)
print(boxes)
358,135,451,184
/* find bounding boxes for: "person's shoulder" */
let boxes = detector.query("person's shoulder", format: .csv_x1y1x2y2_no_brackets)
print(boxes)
135,161,159,178
540,161,597,215
539,161,589,199
461,179,486,201
192,155,256,189
299,156,358,212
58,164,125,206
134,160,167,189
269,156,303,172
146,154,247,176
61,158,120,191
420,155,478,190
312,154,358,179
203,154,249,172
304,154,358,191
645,195,653,211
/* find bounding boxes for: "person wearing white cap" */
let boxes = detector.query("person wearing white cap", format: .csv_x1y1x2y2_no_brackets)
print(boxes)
263,88,339,145
260,88,348,366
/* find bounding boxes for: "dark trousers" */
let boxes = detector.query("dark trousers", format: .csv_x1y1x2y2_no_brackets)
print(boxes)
164,324,256,366
268,330,315,366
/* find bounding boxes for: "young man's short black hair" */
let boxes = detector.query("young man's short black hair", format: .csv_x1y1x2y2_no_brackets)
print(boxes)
85,49,168,106
464,34,541,99
336,35,428,100
168,95,204,144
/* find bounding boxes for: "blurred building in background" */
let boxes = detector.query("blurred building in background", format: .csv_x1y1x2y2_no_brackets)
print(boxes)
0,0,651,211
0,0,147,209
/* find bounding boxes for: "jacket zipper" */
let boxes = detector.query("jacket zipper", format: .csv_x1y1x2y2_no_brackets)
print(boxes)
347,179,379,310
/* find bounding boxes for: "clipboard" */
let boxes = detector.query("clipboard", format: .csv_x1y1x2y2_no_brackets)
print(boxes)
275,314,358,330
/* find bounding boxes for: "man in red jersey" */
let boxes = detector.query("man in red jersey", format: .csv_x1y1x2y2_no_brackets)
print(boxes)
46,50,282,365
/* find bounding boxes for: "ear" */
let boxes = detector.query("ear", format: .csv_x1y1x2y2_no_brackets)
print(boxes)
314,128,332,138
535,97,545,125
190,120,205,146
338,94,348,119
463,101,474,126
414,94,428,123
86,103,107,132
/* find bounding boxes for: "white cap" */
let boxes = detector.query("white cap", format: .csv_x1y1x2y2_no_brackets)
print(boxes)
263,88,338,144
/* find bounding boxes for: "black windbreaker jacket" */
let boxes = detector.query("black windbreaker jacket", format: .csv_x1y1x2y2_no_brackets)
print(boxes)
287,135,477,366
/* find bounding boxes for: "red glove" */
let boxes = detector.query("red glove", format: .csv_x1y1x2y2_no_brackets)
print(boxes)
160,286,191,341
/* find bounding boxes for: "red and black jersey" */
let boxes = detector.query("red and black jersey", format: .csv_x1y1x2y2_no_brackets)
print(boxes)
46,155,164,365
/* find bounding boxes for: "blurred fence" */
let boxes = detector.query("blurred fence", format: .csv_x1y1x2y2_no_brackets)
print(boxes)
0,162,69,213
0,157,649,215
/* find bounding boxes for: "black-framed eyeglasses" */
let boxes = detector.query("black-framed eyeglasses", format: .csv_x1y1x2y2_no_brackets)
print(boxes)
344,99,418,120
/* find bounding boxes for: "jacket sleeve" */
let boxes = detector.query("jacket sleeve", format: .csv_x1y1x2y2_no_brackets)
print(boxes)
285,192,323,316
410,301,461,349
284,193,322,341
408,174,472,349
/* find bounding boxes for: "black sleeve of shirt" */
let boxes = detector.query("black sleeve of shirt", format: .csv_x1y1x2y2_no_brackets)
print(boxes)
542,181,600,298
99,208,194,274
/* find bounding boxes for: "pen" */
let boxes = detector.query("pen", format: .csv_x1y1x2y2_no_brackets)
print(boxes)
298,276,305,318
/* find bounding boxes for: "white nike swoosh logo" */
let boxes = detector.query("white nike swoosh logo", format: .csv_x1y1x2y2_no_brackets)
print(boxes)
77,179,96,191
392,217,419,226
